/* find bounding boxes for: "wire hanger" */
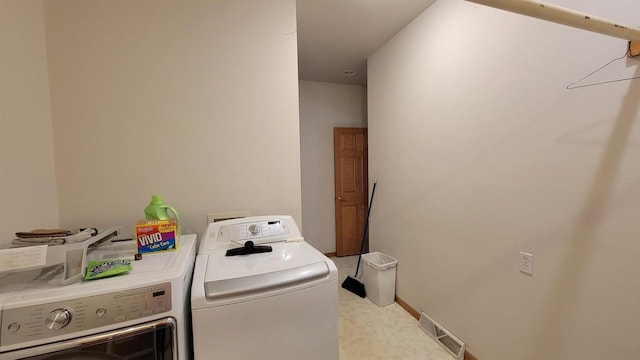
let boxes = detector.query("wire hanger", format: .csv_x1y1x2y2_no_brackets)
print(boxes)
567,48,640,90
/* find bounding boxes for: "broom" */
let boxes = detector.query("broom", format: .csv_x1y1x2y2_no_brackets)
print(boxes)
341,179,377,298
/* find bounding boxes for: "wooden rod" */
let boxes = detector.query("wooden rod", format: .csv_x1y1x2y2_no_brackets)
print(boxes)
466,0,640,41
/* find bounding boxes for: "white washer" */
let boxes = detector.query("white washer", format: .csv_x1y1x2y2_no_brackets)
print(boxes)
191,215,338,360
0,234,196,360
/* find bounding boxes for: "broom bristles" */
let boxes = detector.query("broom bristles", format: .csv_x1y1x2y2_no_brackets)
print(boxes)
341,275,366,298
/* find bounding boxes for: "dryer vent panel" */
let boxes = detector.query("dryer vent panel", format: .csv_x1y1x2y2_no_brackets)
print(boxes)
418,312,465,360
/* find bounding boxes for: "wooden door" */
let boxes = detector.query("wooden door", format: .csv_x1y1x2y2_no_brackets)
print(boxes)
334,127,368,256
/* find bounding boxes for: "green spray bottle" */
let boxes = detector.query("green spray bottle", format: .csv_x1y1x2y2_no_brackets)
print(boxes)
144,195,181,236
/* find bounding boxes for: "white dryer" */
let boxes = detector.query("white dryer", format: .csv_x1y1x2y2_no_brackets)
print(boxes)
0,234,196,360
191,215,338,360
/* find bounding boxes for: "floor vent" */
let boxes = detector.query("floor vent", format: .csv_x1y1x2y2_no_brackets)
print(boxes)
418,312,465,360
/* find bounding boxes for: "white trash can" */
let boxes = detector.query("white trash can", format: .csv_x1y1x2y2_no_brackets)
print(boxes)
361,252,397,307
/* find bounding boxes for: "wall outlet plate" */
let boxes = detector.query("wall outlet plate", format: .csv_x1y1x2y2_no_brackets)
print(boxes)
520,251,533,275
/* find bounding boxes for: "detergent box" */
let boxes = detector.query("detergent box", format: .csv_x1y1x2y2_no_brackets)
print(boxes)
135,219,178,254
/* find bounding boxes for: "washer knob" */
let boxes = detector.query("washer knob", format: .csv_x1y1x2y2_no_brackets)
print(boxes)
248,224,260,236
45,309,71,330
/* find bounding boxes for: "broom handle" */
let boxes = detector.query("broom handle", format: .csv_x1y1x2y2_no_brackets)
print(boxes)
354,180,377,278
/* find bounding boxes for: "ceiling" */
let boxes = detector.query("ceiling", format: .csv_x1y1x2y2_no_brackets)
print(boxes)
296,0,437,85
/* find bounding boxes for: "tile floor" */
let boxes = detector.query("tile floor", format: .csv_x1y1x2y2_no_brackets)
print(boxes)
332,255,454,360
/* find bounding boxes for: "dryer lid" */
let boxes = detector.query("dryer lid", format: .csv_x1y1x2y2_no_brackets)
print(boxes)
202,241,329,300
204,261,329,301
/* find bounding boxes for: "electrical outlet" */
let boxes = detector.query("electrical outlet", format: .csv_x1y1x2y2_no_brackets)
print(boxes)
520,251,533,275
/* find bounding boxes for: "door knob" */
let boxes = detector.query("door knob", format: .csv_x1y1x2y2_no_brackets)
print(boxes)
337,196,345,202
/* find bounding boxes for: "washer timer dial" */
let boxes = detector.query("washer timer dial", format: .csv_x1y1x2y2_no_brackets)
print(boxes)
45,309,72,330
248,224,260,236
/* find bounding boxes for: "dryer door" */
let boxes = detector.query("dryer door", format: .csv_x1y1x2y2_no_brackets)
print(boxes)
4,318,177,360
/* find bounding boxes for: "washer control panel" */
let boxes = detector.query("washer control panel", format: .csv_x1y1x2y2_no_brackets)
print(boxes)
0,282,171,347
218,220,290,244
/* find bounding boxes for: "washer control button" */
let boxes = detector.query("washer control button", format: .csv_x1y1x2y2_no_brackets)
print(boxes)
7,322,20,333
96,308,107,318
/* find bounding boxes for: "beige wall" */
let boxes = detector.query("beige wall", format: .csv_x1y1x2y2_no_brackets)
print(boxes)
42,0,301,237
0,0,59,241
368,0,640,359
299,81,367,253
